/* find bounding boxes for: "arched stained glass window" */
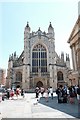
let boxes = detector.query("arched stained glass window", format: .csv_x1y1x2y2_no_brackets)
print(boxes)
32,44,47,73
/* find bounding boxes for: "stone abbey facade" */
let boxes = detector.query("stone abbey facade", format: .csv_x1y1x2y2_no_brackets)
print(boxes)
6,22,70,90
68,15,80,86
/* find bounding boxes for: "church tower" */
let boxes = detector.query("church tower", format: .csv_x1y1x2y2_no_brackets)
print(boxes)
23,22,31,89
66,53,70,69
48,22,57,88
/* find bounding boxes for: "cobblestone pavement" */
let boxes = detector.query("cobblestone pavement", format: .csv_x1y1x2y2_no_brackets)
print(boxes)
0,93,80,119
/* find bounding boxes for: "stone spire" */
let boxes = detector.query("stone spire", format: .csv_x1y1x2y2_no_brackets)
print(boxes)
38,27,41,31
25,22,31,33
61,52,64,62
67,54,70,61
26,22,29,27
49,22,53,28
48,22,54,39
66,53,70,68
14,51,16,57
66,53,70,61
66,53,68,61
48,22,54,33
14,51,16,60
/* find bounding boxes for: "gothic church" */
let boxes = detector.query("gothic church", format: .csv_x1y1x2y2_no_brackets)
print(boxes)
6,22,70,90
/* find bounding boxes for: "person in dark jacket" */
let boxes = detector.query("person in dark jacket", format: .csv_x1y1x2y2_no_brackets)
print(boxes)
56,85,63,103
35,87,39,98
69,86,75,103
21,89,24,98
56,85,68,103
7,90,10,99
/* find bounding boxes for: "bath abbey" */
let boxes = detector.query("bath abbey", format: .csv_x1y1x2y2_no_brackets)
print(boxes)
6,22,71,90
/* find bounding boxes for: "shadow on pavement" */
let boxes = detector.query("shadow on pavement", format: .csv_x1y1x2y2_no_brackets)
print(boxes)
39,96,79,118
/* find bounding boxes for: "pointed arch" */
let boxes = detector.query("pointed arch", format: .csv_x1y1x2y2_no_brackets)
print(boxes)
32,42,48,52
36,81,43,88
32,44,47,73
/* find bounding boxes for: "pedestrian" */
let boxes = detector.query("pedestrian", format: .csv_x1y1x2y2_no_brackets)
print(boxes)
49,86,53,99
10,90,14,100
61,86,67,103
35,87,39,98
69,86,75,104
16,88,20,98
7,90,10,99
77,85,80,104
21,89,24,98
74,85,78,97
40,87,44,97
45,88,49,102
56,85,64,103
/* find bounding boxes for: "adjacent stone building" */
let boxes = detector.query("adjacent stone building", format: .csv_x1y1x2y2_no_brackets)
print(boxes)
68,15,80,86
0,68,6,86
6,22,70,90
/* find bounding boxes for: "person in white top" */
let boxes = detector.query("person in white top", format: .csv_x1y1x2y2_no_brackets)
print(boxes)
40,87,44,97
49,87,53,99
45,88,49,102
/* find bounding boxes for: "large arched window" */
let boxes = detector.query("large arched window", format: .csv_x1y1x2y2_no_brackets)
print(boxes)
32,44,47,73
57,71,63,81
16,72,22,82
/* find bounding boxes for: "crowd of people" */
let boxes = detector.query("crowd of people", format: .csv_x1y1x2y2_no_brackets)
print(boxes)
0,84,80,104
56,85,80,104
35,86,55,102
2,88,25,101
35,85,80,104
8,88,24,100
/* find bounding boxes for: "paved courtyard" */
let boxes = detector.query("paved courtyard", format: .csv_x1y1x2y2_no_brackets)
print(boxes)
0,93,80,119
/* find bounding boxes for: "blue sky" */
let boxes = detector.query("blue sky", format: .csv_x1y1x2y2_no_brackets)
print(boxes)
0,0,79,72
